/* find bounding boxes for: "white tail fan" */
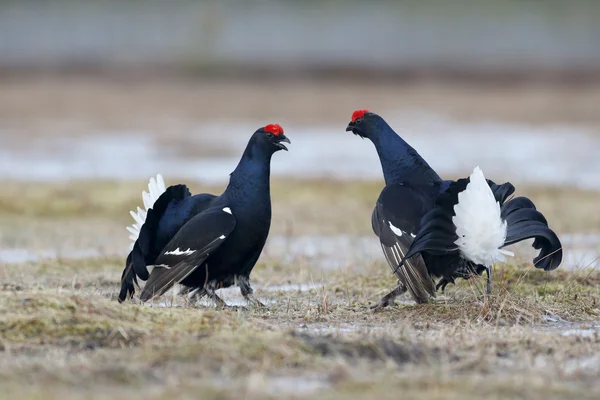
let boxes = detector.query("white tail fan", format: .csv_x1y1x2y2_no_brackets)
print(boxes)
452,166,514,266
127,174,167,250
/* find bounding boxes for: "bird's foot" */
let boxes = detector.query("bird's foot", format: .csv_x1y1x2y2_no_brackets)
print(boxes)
370,283,407,311
203,286,230,309
237,275,266,309
370,297,393,311
435,277,455,293
244,294,267,309
212,298,230,309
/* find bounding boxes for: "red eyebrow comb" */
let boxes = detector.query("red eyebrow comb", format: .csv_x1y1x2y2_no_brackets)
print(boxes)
351,109,369,122
264,124,284,136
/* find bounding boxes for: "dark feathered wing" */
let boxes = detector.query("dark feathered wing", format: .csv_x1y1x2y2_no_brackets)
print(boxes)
139,207,236,301
402,179,469,260
372,183,437,303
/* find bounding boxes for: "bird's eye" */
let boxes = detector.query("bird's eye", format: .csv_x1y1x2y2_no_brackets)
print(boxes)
266,132,274,139
354,118,362,124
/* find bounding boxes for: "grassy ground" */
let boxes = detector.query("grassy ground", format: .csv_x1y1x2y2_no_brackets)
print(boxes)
1,179,600,399
3,179,600,235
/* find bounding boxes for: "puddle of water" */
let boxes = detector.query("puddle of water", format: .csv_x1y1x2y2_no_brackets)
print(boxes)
2,115,600,189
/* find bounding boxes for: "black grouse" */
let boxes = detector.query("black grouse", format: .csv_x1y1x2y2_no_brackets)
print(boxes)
346,110,562,310
119,124,290,307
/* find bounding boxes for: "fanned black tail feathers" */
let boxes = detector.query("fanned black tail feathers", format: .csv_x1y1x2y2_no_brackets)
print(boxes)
400,178,562,281
118,184,191,302
500,194,562,271
490,181,562,271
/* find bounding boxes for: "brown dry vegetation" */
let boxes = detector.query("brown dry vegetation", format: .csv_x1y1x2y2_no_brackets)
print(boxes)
1,179,600,399
2,179,600,236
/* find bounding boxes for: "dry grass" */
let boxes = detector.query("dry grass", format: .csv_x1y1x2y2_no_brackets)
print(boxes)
1,179,600,399
2,179,599,236
1,251,600,399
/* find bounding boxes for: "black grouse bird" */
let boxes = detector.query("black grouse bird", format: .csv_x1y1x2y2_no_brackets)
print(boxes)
346,110,562,310
119,124,290,307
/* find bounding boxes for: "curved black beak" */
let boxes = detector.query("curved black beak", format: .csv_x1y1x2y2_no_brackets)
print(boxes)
275,135,291,151
346,122,366,138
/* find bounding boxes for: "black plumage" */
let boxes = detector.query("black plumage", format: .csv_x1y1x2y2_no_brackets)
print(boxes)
370,182,439,304
119,124,290,306
399,178,561,295
347,110,562,309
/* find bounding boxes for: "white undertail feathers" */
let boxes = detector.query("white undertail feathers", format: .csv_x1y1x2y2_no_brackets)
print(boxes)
127,174,167,250
452,166,514,266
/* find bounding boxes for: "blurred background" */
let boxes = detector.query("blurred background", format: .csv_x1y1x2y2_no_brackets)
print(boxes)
1,0,599,185
1,0,600,264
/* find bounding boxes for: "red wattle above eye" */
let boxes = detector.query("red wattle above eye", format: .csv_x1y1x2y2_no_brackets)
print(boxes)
351,109,369,122
265,124,284,136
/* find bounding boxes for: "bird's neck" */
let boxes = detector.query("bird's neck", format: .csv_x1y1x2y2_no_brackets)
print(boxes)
225,144,272,206
370,124,441,186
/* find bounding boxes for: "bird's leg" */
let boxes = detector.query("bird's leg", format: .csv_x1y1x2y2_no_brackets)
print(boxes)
186,287,206,302
178,285,201,297
436,276,455,293
371,281,407,311
204,282,229,309
486,266,493,295
237,275,266,308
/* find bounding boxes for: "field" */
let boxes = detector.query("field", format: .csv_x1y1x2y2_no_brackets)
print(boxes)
1,77,600,399
1,178,600,400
